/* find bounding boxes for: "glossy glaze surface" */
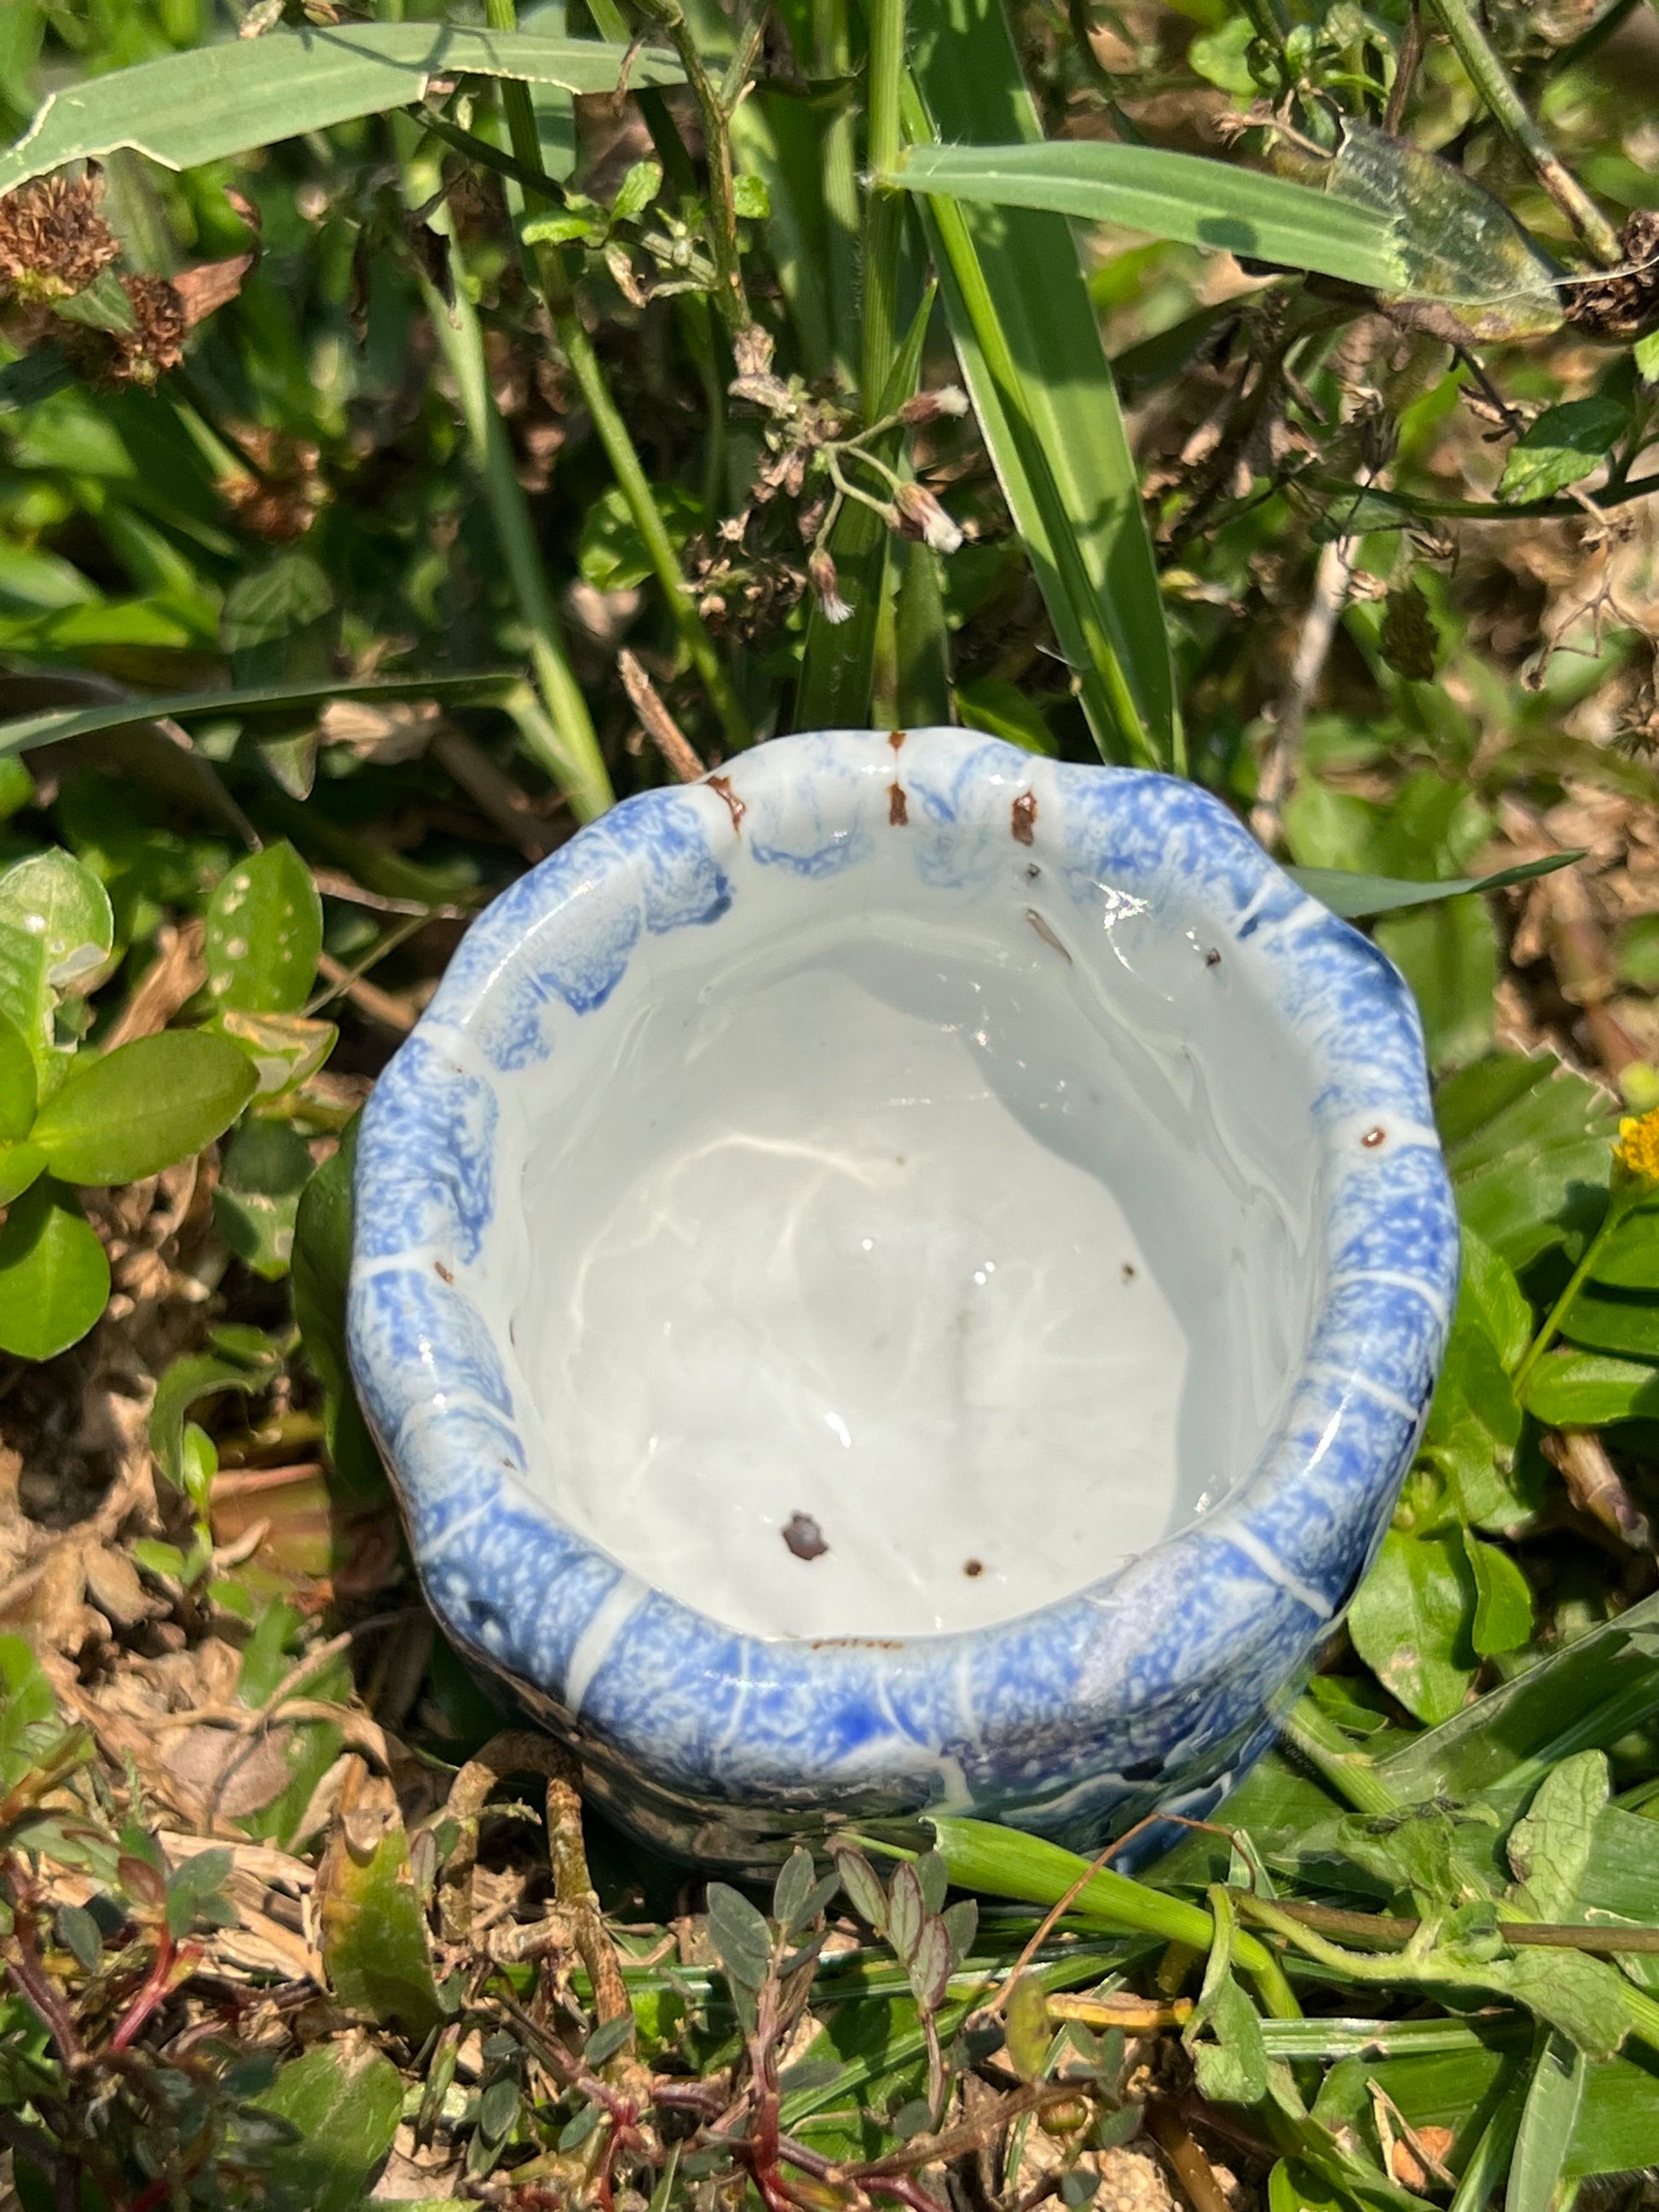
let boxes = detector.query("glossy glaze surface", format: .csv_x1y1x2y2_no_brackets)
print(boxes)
348,730,1459,1870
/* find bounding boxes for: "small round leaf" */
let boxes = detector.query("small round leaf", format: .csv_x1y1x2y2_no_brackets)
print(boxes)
32,1030,257,1187
0,1180,110,1360
205,842,323,1015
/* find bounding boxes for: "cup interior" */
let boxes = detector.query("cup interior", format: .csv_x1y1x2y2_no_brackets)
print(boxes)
471,748,1328,1640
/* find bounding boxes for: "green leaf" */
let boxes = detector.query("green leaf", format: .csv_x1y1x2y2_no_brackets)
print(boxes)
887,138,1405,291
1522,1351,1659,1426
0,27,685,197
1462,1227,1534,1375
1558,1286,1659,1360
1437,1052,1620,1271
1463,1531,1535,1657
705,1882,772,1989
0,1007,36,1143
1507,1753,1609,1922
903,0,1176,770
317,1807,443,2038
251,2041,403,2212
214,1121,315,1282
578,483,704,594
291,1117,386,1508
1190,1973,1269,2105
51,268,136,335
221,557,335,658
1509,2029,1586,2212
31,1029,257,1186
1348,1526,1477,1724
731,171,770,220
1286,849,1581,921
610,158,662,223
0,1632,65,1793
1498,398,1629,504
1586,1199,1659,1290
205,843,322,1016
148,1336,280,1492
0,1178,108,1360
214,1008,337,1100
0,672,517,761
0,850,113,1089
1003,1970,1053,2082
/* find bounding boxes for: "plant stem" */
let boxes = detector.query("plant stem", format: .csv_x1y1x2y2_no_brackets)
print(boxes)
631,0,754,335
1424,0,1621,264
1512,1184,1637,1396
1283,1696,1401,1816
396,151,611,819
860,0,907,424
483,0,749,752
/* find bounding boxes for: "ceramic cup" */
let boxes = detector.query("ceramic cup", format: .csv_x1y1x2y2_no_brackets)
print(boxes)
347,729,1458,1872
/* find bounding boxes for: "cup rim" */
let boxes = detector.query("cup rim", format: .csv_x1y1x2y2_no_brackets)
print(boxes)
346,729,1459,1807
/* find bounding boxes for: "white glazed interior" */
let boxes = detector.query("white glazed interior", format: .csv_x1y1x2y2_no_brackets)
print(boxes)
478,800,1327,1642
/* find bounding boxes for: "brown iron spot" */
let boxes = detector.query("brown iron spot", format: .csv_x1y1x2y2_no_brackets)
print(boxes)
889,730,907,752
783,1512,829,1561
1205,949,1222,968
708,773,745,834
434,1261,454,1284
1361,1125,1388,1149
1011,791,1038,846
1026,909,1072,963
1121,1262,1136,1282
963,1558,985,1579
812,1636,904,1649
888,783,909,827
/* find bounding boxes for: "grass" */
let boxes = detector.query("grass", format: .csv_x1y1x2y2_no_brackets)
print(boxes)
0,0,1656,2205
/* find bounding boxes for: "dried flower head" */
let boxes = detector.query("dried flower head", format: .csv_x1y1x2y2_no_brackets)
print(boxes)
808,548,853,626
61,273,187,387
899,385,969,426
893,479,963,555
1615,1109,1659,1187
0,173,119,301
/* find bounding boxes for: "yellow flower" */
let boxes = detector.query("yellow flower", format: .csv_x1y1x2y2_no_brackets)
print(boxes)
1615,1108,1659,1187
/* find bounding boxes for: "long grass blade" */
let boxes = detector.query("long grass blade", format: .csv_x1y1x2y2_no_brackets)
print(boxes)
887,138,1404,292
1506,2030,1585,2212
905,0,1177,769
0,25,681,195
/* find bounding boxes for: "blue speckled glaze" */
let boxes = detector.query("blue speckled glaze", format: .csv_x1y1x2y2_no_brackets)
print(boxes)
347,731,1459,1873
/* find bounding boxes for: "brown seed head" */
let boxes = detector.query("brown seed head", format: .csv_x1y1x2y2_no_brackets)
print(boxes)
0,173,120,300
62,272,188,386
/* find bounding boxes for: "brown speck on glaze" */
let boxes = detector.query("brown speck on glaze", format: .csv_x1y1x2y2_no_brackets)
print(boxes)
1026,909,1072,963
1011,791,1038,846
1361,1125,1387,1149
1205,948,1222,968
707,773,745,834
783,1511,829,1561
434,1261,454,1284
963,1558,985,1579
1122,1262,1136,1282
812,1635,904,1649
889,783,909,827
889,730,907,752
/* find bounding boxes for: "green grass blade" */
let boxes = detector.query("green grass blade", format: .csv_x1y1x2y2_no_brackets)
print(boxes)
0,25,682,193
887,138,1406,293
1506,2030,1585,2212
1290,850,1583,921
0,673,517,759
905,0,1177,769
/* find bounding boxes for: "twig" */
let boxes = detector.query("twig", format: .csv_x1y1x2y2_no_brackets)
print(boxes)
619,650,708,783
1425,0,1621,263
1251,534,1354,853
431,726,555,861
309,928,425,1031
1147,2102,1233,2212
